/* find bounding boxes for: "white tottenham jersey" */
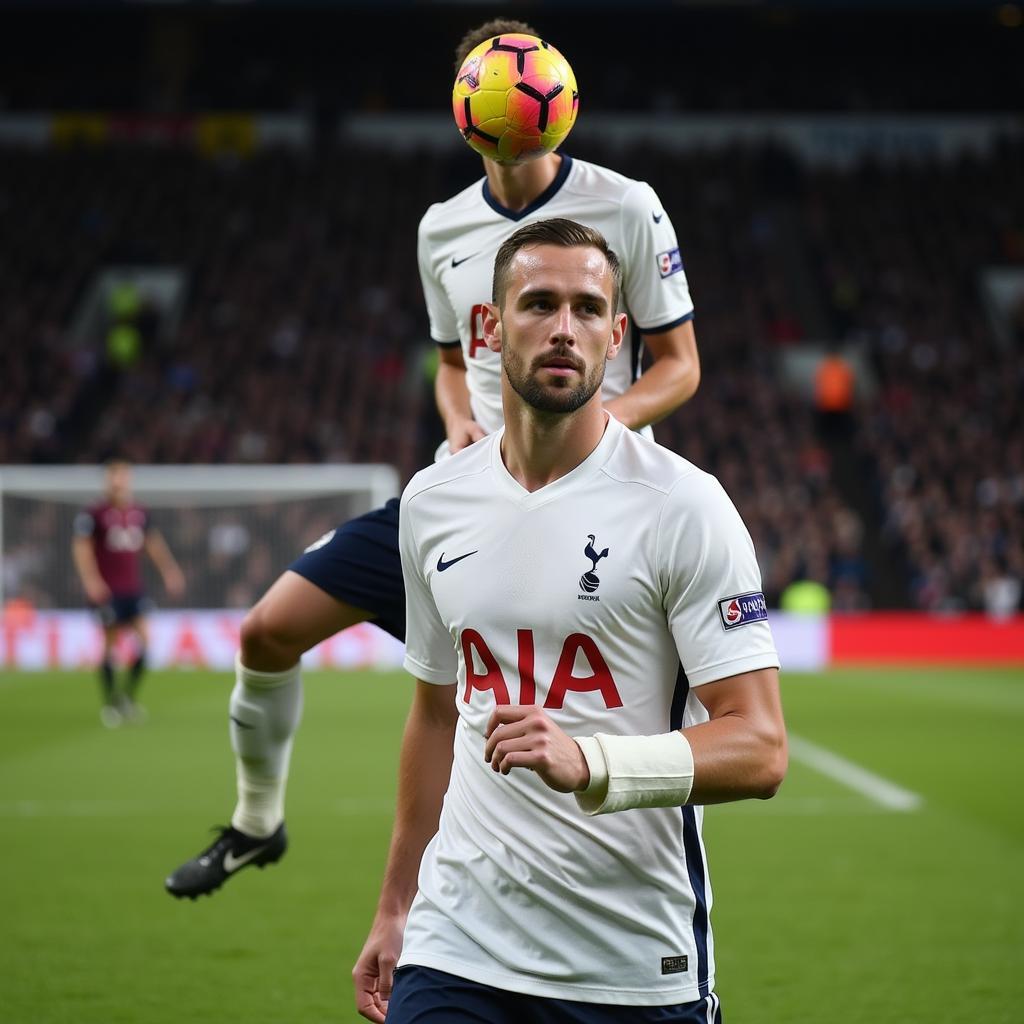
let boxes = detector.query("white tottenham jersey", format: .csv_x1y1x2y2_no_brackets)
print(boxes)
417,155,695,437
398,416,779,1005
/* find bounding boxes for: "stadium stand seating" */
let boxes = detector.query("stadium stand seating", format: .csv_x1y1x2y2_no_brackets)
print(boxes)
1,140,1020,612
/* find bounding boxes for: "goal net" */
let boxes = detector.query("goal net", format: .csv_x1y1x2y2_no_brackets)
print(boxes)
0,464,404,670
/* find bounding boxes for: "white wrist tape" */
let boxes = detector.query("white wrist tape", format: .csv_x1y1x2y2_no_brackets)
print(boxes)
574,731,694,816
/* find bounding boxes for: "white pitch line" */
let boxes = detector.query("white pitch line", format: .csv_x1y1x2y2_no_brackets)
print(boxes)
715,795,904,816
788,734,924,812
0,799,148,817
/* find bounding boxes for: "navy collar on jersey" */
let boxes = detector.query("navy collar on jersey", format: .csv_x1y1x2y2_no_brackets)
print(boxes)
481,154,574,222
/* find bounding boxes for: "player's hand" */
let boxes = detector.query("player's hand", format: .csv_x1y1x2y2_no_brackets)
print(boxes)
483,705,590,794
446,417,486,454
353,912,406,1022
164,567,185,600
85,579,112,605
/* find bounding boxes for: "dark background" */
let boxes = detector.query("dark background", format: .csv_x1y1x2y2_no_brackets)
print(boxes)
2,2,1022,115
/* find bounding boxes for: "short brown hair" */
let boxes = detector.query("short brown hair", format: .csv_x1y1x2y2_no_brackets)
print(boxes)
492,218,622,313
454,18,541,74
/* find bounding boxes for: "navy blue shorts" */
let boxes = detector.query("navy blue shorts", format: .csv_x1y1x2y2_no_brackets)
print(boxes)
386,965,723,1023
287,497,405,641
97,594,150,627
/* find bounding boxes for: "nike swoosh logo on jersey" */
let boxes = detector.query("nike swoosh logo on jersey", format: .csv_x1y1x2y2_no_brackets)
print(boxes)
437,550,478,572
451,253,477,267
223,845,269,873
230,715,254,730
652,211,664,223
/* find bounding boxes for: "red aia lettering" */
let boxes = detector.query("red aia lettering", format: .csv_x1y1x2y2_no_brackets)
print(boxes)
459,628,622,709
517,629,536,705
544,633,623,710
468,303,489,359
461,628,510,705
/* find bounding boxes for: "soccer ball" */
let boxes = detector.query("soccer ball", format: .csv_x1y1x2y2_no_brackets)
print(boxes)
453,34,579,165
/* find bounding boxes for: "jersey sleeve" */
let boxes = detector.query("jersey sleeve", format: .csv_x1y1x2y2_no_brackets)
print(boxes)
417,208,460,345
618,180,695,334
73,510,96,538
400,488,459,685
658,472,779,687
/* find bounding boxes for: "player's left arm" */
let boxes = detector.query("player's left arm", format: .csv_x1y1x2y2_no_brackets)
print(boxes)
486,471,788,810
675,667,786,802
602,179,700,429
483,669,785,805
144,528,185,599
571,668,786,812
602,319,700,429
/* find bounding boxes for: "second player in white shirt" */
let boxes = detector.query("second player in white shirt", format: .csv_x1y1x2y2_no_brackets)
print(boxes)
420,153,696,446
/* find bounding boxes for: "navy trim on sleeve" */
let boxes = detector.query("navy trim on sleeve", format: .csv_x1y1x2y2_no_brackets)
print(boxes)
436,339,462,349
481,154,574,222
636,310,695,336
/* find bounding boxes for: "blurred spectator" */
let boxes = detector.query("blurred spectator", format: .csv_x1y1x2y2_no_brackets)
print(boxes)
979,559,1022,620
814,348,856,439
780,579,831,615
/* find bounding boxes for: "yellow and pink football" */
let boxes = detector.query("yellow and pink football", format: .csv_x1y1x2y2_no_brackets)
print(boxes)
453,34,579,165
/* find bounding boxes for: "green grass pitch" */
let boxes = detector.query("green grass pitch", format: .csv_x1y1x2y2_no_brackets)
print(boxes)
1,666,1023,1023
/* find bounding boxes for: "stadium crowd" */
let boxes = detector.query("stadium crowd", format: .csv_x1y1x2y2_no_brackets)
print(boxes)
802,142,1024,613
0,148,428,473
1,139,1021,614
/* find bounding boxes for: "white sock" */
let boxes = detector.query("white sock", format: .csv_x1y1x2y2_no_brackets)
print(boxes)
229,653,304,839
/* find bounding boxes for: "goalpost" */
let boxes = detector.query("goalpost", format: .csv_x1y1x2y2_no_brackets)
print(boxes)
0,463,400,609
0,464,403,670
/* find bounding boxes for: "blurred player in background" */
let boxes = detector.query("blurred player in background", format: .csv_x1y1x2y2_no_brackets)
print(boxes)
165,16,701,899
72,459,185,727
354,219,785,1023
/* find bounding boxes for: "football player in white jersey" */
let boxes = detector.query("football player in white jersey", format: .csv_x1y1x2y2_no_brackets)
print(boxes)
165,18,701,900
354,219,785,1023
424,27,699,449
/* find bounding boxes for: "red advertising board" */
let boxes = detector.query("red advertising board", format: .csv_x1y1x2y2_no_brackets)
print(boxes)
830,613,1024,665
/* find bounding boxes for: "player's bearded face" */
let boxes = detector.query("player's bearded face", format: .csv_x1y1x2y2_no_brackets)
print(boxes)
497,245,619,415
502,341,606,414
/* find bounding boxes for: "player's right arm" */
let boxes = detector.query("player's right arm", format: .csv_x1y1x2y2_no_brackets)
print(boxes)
354,482,461,1021
71,513,110,606
417,208,485,454
352,679,458,1023
435,344,486,453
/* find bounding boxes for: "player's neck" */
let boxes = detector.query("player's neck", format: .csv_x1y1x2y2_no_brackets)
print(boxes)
499,398,609,494
484,154,562,213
